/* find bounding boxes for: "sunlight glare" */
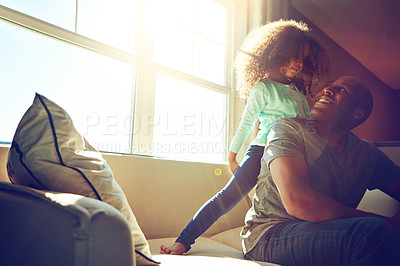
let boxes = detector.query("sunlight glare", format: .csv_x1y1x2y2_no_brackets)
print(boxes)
147,0,194,30
77,0,136,53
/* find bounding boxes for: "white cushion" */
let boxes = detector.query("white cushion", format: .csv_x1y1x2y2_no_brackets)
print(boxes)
149,237,280,265
7,93,158,265
148,237,243,259
152,254,280,266
210,226,243,251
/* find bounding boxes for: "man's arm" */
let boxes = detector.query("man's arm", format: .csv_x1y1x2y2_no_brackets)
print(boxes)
270,156,393,222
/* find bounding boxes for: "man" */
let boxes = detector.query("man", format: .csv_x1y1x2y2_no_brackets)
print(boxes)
241,76,400,265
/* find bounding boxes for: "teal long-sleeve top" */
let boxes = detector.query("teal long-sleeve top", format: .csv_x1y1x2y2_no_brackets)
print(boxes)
229,79,310,153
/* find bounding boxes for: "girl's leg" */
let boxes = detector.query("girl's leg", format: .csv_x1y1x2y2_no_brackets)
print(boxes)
175,145,264,251
247,217,400,266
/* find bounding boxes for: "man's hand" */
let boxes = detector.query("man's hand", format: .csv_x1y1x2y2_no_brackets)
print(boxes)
228,151,239,174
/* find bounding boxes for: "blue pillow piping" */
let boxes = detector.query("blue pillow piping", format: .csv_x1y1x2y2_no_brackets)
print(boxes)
36,93,102,201
10,141,47,190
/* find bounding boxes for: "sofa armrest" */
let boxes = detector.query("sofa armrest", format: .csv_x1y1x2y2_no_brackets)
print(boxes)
0,181,135,266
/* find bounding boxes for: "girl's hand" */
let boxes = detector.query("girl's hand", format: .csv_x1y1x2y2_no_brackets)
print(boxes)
228,151,239,174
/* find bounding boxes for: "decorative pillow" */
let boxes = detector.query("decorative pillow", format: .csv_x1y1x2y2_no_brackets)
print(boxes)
7,93,159,265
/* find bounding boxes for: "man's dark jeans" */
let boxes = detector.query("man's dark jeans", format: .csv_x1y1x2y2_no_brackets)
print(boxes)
247,217,400,266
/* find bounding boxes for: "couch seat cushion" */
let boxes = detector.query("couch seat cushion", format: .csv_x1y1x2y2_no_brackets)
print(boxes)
152,254,280,265
210,226,243,251
148,237,243,258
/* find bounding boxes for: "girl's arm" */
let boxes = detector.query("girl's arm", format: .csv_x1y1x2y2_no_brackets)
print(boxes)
228,151,239,173
230,82,267,155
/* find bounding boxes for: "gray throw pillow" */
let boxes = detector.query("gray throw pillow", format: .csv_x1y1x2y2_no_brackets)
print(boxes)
7,93,159,265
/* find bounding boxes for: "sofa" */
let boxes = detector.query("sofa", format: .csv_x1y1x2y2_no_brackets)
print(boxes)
0,142,275,266
1,141,400,265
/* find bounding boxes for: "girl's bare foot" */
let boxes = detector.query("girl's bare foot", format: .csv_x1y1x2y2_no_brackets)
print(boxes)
160,242,186,255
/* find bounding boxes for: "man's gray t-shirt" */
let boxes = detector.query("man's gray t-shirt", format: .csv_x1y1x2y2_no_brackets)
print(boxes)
241,117,400,254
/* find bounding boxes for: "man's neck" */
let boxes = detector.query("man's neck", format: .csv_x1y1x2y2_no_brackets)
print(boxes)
316,123,349,154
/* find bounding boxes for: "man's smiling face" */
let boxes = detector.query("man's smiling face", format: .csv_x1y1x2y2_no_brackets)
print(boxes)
314,77,354,109
311,76,369,130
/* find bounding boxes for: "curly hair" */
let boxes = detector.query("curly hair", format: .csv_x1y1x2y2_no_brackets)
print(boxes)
234,19,331,99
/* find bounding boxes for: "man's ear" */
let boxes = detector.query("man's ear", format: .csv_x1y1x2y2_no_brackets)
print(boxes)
353,107,366,121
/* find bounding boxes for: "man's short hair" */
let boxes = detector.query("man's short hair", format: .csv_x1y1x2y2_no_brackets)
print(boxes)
355,78,373,124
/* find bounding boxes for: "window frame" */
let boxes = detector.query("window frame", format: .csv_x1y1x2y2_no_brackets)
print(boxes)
0,0,247,163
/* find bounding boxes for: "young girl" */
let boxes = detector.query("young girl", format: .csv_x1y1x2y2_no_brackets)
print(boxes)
161,19,330,255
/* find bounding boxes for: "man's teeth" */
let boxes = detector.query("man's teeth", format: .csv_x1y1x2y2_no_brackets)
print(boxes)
319,98,331,104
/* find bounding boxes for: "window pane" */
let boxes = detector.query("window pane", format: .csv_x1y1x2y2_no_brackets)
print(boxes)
0,0,76,31
152,0,194,27
77,0,136,53
153,74,227,163
153,22,193,73
0,20,135,153
194,36,226,85
194,0,227,45
151,0,227,86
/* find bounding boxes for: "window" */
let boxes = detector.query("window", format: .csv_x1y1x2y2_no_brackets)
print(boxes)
0,0,242,163
152,0,227,85
152,74,227,162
